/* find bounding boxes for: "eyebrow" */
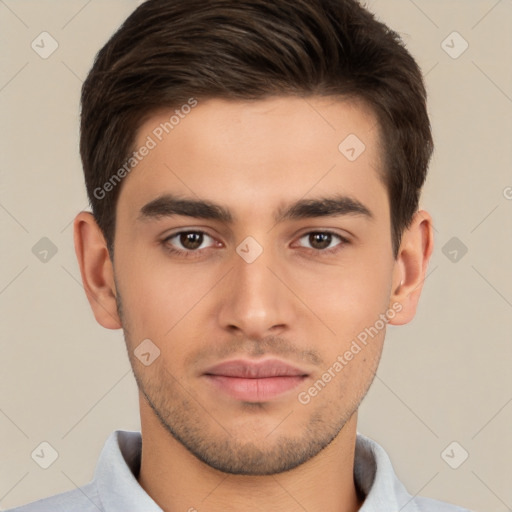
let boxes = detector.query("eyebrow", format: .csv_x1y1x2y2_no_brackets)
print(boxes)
138,193,374,224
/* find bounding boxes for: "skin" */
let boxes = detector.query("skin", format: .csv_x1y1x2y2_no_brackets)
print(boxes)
74,96,433,512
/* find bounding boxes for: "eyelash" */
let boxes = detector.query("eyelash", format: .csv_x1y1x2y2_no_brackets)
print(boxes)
161,230,350,259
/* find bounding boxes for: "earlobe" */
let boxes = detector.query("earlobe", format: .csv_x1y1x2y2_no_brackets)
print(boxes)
388,210,434,326
73,212,122,329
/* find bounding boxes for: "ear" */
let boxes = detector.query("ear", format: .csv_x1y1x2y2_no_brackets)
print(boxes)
388,210,434,325
73,212,122,329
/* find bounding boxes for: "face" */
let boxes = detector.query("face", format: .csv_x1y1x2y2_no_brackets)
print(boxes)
112,96,398,475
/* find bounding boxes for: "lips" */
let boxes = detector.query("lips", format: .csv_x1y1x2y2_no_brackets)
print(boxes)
204,359,308,378
202,359,309,402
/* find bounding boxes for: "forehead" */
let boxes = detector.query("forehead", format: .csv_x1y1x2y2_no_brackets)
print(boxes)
118,96,387,222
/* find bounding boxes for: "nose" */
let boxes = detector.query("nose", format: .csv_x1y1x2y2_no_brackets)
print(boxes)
216,243,296,339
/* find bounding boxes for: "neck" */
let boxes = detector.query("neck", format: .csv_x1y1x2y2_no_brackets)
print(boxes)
137,399,363,512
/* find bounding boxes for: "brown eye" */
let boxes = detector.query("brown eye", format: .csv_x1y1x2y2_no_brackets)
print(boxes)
164,231,216,253
308,232,333,250
180,232,204,250
295,231,349,254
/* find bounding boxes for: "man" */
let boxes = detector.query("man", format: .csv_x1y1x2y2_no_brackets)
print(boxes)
8,0,472,510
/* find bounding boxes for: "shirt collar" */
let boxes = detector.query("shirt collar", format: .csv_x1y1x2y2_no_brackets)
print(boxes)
355,432,419,512
94,431,161,511
94,430,417,512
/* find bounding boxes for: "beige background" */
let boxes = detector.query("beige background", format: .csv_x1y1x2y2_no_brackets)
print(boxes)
1,0,511,511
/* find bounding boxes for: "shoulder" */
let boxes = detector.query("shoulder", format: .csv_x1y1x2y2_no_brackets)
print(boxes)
5,481,102,512
355,433,474,512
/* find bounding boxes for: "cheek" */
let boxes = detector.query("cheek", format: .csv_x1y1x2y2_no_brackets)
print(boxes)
292,255,393,337
300,270,389,401
115,253,219,343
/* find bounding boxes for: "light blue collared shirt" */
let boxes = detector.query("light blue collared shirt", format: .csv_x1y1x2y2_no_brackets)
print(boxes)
7,430,472,512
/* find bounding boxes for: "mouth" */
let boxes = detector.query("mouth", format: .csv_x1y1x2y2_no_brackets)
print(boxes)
202,358,309,402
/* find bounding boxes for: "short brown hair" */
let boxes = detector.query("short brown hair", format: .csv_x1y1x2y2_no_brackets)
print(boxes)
80,0,433,258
